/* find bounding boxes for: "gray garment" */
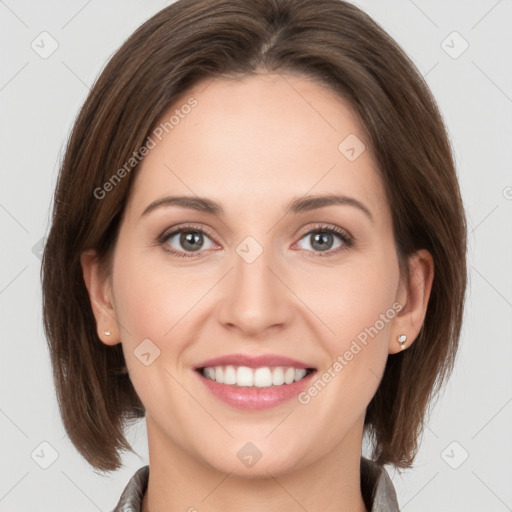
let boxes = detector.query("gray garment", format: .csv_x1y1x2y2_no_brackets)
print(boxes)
112,457,400,512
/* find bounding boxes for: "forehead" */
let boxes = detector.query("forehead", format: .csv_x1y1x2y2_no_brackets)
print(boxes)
126,73,388,223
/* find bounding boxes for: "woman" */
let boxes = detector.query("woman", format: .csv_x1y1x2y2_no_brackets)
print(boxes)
41,0,467,510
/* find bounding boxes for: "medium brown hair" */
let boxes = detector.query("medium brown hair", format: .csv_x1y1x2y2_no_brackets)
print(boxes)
41,0,467,472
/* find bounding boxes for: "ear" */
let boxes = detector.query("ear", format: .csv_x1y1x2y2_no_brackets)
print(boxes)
80,249,121,346
389,249,434,354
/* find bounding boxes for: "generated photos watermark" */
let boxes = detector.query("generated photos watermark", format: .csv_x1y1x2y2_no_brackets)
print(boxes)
298,301,403,405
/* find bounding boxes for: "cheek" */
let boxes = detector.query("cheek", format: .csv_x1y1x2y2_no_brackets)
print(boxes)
111,249,205,422
111,247,198,364
289,260,398,442
303,251,399,345
303,250,399,393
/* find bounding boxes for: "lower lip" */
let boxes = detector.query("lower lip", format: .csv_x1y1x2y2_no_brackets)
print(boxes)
195,370,316,410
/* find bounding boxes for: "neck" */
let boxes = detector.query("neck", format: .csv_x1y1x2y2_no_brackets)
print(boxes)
141,415,368,512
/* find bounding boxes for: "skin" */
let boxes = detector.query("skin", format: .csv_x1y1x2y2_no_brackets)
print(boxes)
81,72,433,512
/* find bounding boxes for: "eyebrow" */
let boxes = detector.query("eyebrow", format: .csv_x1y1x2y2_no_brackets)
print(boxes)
140,194,373,222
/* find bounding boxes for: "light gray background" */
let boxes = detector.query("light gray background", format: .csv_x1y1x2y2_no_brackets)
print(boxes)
1,0,511,510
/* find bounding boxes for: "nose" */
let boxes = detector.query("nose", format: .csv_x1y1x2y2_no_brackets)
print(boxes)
216,242,294,338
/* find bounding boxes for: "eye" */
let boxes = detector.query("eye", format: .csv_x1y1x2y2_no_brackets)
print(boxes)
295,224,353,256
159,224,217,258
158,223,353,259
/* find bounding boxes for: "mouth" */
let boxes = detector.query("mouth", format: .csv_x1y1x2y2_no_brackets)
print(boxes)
193,354,317,410
196,365,316,388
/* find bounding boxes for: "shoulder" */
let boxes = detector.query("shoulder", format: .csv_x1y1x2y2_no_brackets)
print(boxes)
112,465,149,512
360,457,400,512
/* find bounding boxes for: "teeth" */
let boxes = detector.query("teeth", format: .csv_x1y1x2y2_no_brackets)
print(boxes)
254,367,272,387
223,365,237,385
295,368,307,381
272,367,285,385
284,367,295,384
236,366,253,386
201,365,310,387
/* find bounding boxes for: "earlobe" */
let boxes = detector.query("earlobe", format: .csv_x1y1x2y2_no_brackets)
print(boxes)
80,249,121,346
389,249,434,354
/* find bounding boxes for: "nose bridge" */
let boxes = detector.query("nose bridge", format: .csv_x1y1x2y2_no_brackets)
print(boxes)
217,234,292,334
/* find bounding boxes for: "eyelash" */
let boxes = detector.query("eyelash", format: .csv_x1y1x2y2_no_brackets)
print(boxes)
157,223,354,259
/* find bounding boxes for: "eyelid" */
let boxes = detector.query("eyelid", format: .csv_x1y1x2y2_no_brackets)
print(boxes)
158,223,218,245
295,223,353,244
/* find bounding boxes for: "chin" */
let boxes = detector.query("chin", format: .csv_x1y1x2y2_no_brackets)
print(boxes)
197,439,309,479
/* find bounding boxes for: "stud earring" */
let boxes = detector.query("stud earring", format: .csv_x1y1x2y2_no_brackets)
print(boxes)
104,330,111,336
397,334,407,350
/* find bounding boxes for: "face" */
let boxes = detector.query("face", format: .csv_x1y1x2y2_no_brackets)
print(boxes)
87,72,417,477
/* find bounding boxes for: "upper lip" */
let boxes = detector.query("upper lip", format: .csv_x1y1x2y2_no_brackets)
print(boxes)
194,353,315,370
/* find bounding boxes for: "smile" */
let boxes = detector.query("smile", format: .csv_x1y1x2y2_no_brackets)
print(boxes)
200,365,314,387
193,353,317,410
